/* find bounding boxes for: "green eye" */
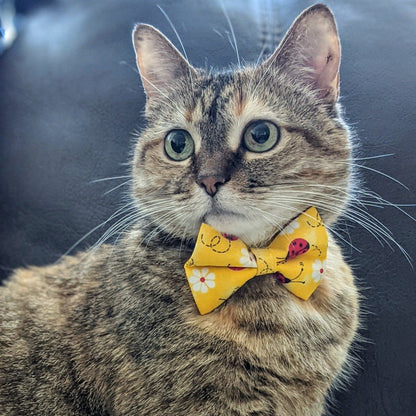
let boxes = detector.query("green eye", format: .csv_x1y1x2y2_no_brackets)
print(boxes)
243,120,280,153
164,130,195,161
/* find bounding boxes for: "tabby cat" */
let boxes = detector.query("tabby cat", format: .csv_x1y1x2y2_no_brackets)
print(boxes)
0,4,359,415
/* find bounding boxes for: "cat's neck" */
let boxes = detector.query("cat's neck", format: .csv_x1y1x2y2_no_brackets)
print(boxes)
129,221,196,251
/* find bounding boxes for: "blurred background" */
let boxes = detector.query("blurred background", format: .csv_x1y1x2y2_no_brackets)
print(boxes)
0,0,415,414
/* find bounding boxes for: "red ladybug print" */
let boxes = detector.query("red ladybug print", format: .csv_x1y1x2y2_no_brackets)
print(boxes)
274,272,305,285
221,233,238,241
287,238,310,259
227,266,245,271
274,272,291,283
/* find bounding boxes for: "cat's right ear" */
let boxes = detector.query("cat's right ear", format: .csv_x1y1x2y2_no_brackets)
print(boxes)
132,24,196,103
262,4,341,104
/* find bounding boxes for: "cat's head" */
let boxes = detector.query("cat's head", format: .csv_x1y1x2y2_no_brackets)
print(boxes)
131,4,352,246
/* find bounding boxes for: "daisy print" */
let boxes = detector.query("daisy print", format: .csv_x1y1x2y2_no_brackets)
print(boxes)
188,268,216,293
312,259,327,282
281,220,300,235
239,248,257,267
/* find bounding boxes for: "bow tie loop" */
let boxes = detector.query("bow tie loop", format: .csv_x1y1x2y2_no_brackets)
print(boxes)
185,207,328,315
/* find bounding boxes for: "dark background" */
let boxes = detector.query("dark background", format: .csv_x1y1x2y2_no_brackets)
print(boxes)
0,0,415,414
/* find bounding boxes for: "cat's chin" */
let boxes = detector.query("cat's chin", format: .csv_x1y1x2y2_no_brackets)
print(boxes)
203,211,273,247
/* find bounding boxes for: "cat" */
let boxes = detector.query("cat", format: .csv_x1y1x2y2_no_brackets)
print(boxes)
0,4,359,416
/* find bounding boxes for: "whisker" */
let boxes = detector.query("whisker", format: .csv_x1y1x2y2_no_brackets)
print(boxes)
280,182,416,224
157,5,193,84
91,210,139,250
103,179,132,196
89,175,130,184
262,192,413,264
57,200,137,259
256,44,267,66
139,73,181,112
119,60,140,75
242,194,363,253
247,45,278,98
224,30,237,55
337,160,409,190
352,153,395,161
90,198,180,253
141,208,186,244
219,0,241,67
213,28,224,38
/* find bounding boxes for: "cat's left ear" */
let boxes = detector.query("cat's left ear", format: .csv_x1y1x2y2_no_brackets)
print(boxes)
132,24,196,103
263,4,341,104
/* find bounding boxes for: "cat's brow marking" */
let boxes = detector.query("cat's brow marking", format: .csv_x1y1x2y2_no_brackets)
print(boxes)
234,87,246,117
184,108,194,123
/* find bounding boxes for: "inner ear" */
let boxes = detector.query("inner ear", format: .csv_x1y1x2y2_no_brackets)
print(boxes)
132,24,197,102
263,4,341,103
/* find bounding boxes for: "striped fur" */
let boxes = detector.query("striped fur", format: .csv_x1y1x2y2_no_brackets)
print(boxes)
0,5,359,415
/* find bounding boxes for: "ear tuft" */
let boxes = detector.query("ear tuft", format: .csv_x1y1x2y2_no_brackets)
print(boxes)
132,24,196,102
263,4,341,104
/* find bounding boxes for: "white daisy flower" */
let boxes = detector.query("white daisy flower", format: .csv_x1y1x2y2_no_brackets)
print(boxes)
239,248,257,267
188,268,216,293
312,259,327,282
281,220,300,235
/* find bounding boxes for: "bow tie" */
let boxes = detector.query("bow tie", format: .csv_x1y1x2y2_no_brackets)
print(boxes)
184,207,328,315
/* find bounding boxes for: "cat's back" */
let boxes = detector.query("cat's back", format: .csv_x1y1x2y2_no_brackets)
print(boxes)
0,249,104,414
0,254,81,347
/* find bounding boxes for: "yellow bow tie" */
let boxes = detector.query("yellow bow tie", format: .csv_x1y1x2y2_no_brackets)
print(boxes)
184,207,328,315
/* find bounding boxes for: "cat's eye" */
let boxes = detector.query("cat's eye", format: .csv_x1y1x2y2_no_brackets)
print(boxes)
242,120,280,153
164,130,195,161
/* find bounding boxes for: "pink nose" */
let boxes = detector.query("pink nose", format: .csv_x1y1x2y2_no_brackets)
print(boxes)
198,175,226,196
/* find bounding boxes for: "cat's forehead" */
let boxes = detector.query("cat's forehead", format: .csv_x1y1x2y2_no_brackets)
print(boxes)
198,72,235,99
190,69,299,128
194,73,237,115
191,73,237,150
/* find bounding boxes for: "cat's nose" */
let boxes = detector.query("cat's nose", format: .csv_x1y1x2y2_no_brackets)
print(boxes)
198,174,227,197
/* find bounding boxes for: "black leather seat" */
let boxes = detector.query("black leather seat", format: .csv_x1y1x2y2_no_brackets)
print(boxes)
1,0,415,414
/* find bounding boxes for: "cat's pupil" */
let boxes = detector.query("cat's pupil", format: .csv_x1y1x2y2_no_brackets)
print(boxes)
170,132,186,154
251,123,270,144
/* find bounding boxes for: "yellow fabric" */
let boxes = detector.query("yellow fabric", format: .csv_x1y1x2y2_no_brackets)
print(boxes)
184,207,328,315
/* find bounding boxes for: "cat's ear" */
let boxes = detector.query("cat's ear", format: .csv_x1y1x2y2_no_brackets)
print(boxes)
132,24,196,102
263,4,340,104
